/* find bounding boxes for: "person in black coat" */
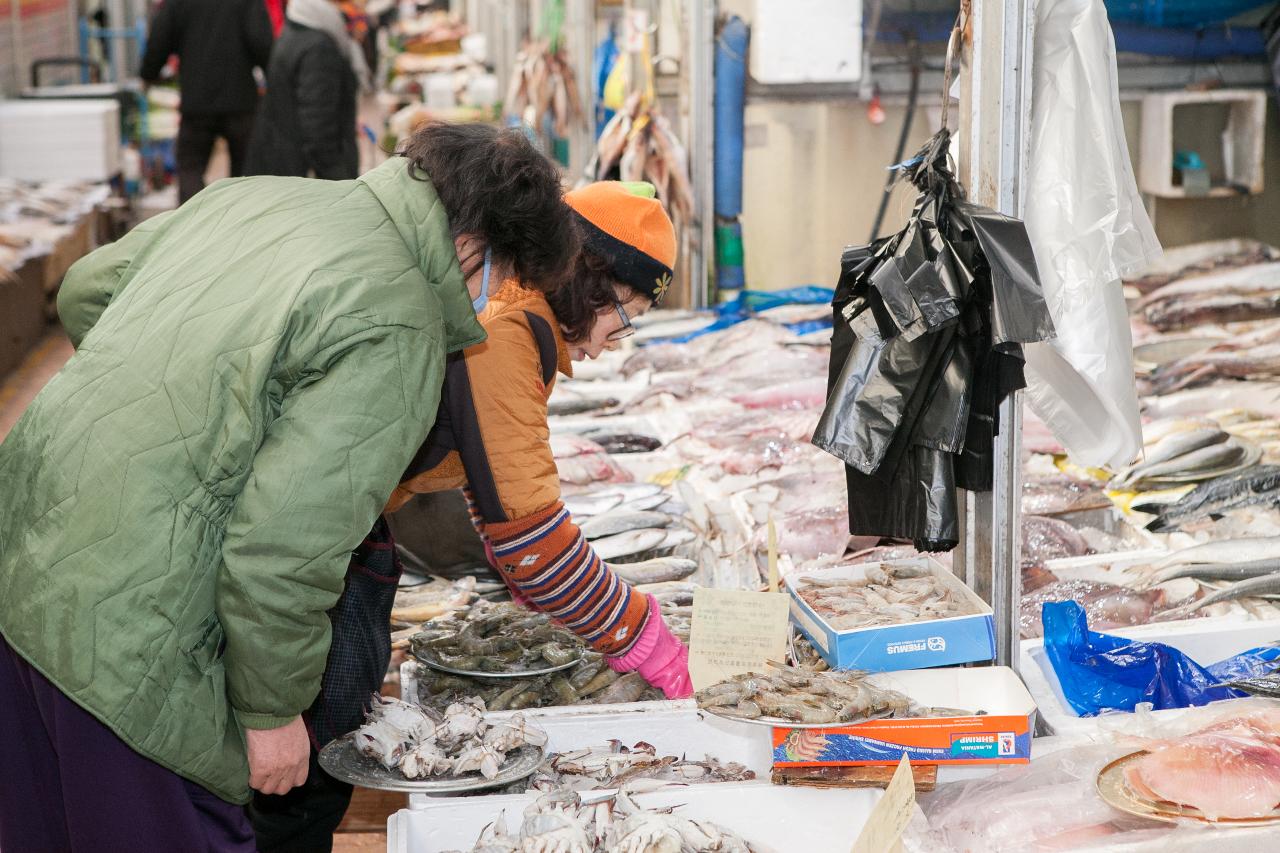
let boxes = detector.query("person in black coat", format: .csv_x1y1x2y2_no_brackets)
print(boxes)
246,0,368,180
141,0,274,203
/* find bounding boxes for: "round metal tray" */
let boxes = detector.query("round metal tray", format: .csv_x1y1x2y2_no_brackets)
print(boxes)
415,650,582,679
698,707,893,729
318,736,544,794
1097,750,1280,826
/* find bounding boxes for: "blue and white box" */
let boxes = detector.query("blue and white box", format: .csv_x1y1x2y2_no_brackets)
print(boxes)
785,558,996,672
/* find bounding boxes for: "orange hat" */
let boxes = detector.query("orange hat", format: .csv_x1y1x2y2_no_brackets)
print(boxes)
565,181,677,304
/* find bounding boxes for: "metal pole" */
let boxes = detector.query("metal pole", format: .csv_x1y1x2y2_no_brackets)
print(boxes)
955,0,1034,671
685,0,714,310
10,0,26,95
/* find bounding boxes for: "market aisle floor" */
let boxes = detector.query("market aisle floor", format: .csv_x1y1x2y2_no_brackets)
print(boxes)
0,329,401,846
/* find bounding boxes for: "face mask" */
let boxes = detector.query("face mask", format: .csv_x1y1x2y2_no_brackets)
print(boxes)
472,248,492,313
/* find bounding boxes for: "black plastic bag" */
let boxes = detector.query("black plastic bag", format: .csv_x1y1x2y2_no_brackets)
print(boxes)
813,129,1055,551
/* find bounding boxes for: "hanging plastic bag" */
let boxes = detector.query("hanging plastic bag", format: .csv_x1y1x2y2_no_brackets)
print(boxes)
1022,0,1162,469
1041,600,1280,716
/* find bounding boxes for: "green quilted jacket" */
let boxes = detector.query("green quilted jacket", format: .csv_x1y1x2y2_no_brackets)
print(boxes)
0,158,484,803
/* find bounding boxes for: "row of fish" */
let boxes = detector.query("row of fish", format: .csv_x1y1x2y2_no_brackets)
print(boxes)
353,696,546,781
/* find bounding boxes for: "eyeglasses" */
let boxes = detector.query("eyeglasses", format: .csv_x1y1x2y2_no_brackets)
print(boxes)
606,297,635,342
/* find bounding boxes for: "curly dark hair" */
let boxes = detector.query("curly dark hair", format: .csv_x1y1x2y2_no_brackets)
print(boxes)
546,249,641,343
400,122,579,292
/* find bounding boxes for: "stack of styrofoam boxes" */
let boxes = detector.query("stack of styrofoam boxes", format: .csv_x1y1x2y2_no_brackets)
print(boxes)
0,100,121,182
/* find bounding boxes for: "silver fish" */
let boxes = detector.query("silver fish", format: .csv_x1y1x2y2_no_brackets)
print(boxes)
599,482,664,501
580,510,672,540
563,493,623,517
1175,571,1280,615
1115,428,1228,485
608,557,697,585
1150,538,1280,570
1119,440,1244,486
592,529,668,561
1140,557,1280,589
615,493,669,513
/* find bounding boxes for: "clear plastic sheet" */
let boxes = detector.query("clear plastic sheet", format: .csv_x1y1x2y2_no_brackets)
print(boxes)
1022,0,1162,469
1042,600,1280,716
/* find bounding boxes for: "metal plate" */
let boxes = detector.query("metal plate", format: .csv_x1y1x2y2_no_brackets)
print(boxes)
415,650,582,679
698,707,893,729
1137,440,1262,487
318,736,544,794
1097,750,1280,826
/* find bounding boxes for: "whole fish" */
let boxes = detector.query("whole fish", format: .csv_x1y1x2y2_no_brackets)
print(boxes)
1149,466,1280,531
599,483,665,502
588,433,663,454
1115,428,1228,485
591,529,668,561
547,397,619,417
563,493,623,517
1141,417,1219,447
1222,671,1280,699
1175,571,1280,615
608,557,697,585
579,510,672,540
587,671,651,705
1139,557,1280,589
635,580,698,606
1118,440,1245,486
615,493,670,513
1150,537,1280,570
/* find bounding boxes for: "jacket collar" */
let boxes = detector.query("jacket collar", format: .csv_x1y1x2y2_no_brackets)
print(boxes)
482,279,574,379
358,157,485,353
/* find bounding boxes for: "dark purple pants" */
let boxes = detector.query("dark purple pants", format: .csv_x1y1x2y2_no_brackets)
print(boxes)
0,633,256,852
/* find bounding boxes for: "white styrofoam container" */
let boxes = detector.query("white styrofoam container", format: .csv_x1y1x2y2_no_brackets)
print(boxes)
406,706,774,809
0,100,120,181
391,782,880,852
1020,616,1280,736
751,0,863,84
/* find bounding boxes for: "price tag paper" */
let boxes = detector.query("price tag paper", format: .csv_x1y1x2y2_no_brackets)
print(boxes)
851,754,916,853
688,588,790,692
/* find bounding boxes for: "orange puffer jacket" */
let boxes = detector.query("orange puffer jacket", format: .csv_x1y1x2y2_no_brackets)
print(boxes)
386,280,651,656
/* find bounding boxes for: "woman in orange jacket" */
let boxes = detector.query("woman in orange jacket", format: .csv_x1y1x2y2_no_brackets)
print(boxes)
391,180,690,694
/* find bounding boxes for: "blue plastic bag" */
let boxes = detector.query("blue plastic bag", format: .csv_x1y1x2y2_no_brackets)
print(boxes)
1041,600,1280,716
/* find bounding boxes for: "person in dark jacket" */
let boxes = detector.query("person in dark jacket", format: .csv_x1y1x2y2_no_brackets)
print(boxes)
247,0,372,180
141,0,274,203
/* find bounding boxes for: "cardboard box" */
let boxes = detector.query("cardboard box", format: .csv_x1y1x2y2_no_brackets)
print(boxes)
786,558,995,671
770,667,1035,767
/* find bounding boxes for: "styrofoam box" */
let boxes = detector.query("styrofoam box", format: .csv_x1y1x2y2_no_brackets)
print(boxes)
786,559,995,671
406,706,773,809
1020,616,1280,737
391,782,881,852
0,100,120,182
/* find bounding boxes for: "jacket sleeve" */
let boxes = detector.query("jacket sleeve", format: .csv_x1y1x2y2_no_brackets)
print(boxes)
243,0,273,68
140,0,179,82
217,315,441,730
296,44,354,180
449,314,651,656
57,211,175,348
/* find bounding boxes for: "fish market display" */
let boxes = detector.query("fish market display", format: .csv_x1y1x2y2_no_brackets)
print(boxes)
513,741,755,794
791,564,978,630
1020,515,1093,567
1162,571,1280,618
411,601,582,674
1223,670,1280,698
1146,466,1280,531
392,575,479,624
352,696,546,781
1122,708,1280,820
695,665,922,724
607,557,698,586
449,787,763,853
1137,262,1280,331
416,653,665,713
1021,474,1110,515
585,433,663,454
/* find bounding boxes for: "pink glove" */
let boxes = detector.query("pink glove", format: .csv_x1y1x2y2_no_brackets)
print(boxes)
485,540,534,608
606,595,692,699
